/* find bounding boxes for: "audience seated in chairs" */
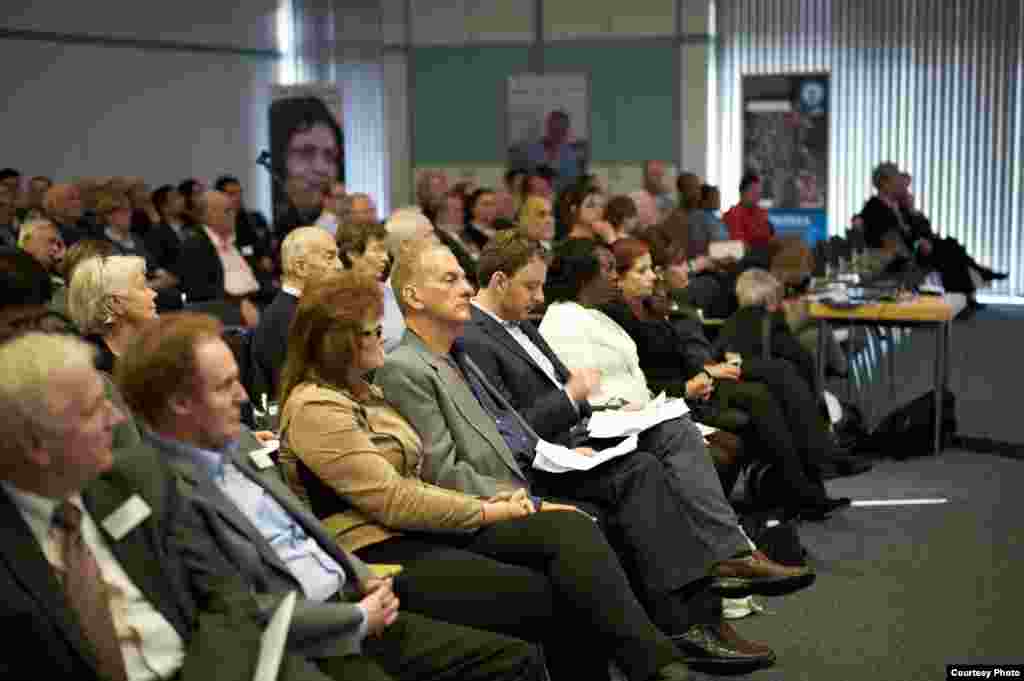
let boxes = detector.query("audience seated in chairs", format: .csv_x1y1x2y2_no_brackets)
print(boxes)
250,226,341,402
604,238,854,517
276,269,691,681
376,235,814,673
115,312,545,681
434,189,480,261
145,184,191,277
173,190,274,328
0,332,311,681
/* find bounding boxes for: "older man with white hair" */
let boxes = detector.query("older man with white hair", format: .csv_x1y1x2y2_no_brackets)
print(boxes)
0,332,324,681
18,218,64,277
251,226,341,399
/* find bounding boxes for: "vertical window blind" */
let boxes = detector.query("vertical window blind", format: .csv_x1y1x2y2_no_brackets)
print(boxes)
714,0,1022,295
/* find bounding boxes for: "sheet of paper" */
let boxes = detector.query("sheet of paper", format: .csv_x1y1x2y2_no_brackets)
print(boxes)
253,591,297,681
586,393,691,439
533,435,639,473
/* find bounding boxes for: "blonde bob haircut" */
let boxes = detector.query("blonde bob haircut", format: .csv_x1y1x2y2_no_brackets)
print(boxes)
68,255,147,335
735,267,783,308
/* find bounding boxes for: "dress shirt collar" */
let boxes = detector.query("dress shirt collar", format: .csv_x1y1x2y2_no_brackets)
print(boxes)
203,225,235,251
281,284,302,298
471,301,519,329
146,429,237,480
1,482,83,547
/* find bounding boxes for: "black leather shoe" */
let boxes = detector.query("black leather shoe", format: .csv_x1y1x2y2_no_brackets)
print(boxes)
672,624,775,674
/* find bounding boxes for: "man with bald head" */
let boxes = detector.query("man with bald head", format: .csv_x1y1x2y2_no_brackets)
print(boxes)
251,226,341,399
44,182,90,246
173,190,272,327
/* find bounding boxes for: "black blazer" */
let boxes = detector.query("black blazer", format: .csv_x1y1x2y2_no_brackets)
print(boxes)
601,301,714,397
172,228,274,305
713,306,816,390
461,305,590,446
250,289,299,400
860,195,933,251
145,222,188,272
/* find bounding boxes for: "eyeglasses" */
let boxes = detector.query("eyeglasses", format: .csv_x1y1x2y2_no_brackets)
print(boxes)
359,324,384,339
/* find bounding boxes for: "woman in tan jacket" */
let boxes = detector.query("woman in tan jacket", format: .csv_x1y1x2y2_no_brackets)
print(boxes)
277,271,692,681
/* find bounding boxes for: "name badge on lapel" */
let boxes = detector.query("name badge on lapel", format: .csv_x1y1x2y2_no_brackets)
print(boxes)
249,443,279,470
102,494,153,541
241,245,255,257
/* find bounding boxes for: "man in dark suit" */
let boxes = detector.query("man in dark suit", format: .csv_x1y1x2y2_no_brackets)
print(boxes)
250,227,341,402
376,237,809,672
116,312,544,681
460,235,817,666
0,332,331,681
173,191,275,327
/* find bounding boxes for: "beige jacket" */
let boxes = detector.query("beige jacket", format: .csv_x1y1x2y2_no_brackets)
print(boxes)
279,380,485,553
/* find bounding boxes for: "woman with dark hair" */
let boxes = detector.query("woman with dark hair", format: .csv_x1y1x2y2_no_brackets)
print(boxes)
269,95,344,238
604,237,852,519
562,185,617,245
463,187,499,251
605,195,639,239
276,270,690,681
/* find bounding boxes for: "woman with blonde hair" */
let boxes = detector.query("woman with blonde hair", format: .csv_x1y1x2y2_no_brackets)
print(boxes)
68,254,158,373
277,270,690,681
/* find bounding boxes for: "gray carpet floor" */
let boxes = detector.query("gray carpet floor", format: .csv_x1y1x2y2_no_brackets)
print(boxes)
697,450,1024,681
692,305,1024,679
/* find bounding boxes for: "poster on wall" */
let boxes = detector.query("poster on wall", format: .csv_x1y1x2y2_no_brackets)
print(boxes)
506,73,589,193
742,74,830,244
267,83,344,228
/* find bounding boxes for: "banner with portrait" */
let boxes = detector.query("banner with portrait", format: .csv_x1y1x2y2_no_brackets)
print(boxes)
742,74,830,244
268,84,344,225
506,73,590,193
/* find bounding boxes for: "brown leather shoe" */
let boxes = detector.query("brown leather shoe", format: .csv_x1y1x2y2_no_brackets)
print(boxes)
710,552,815,597
716,621,774,656
672,623,775,673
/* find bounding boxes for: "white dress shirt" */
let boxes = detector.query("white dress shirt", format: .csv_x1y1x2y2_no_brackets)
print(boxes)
2,483,185,681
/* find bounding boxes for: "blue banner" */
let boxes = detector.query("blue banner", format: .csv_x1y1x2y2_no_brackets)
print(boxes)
768,208,828,245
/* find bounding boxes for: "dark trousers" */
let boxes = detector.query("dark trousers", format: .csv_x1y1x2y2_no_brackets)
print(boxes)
317,610,543,681
530,450,722,637
356,511,679,681
717,358,833,503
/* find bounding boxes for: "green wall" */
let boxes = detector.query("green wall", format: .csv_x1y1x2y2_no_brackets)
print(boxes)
411,44,677,165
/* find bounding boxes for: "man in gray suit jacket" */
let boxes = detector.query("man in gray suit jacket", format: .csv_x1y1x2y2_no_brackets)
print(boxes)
0,332,328,681
375,238,801,671
115,312,542,681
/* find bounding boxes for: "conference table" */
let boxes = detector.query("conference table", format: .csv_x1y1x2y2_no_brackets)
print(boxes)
809,294,961,456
